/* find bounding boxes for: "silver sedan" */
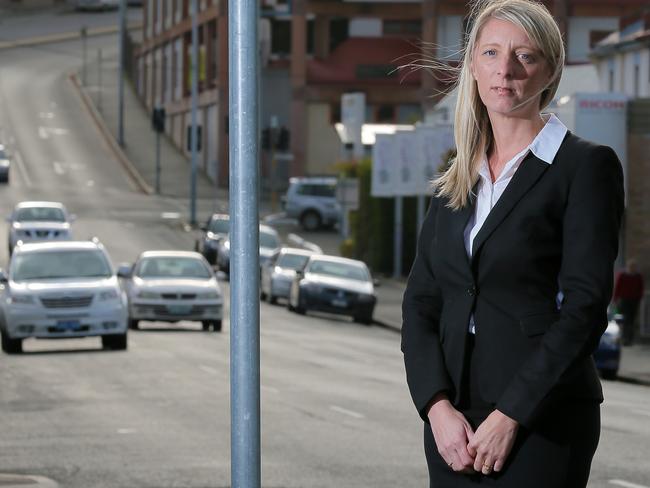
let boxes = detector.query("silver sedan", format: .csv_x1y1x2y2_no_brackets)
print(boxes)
260,247,316,304
119,251,223,332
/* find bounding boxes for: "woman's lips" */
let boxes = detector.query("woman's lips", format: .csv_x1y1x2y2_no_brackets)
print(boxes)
492,87,514,96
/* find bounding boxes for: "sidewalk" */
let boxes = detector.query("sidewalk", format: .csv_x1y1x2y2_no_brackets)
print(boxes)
72,32,649,387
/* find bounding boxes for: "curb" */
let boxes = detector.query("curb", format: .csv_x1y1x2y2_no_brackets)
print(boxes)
372,318,400,333
0,23,141,51
0,473,58,488
68,72,154,195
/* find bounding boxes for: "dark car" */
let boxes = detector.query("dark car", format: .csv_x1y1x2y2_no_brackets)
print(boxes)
593,313,623,380
196,214,229,265
287,255,377,324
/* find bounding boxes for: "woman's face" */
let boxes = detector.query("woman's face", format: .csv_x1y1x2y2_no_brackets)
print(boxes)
470,17,552,119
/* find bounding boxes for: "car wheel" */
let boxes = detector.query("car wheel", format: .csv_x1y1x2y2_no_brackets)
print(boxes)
600,368,618,380
1,332,22,354
353,314,373,326
295,293,306,315
268,294,277,305
102,333,127,351
260,289,267,301
212,320,222,332
129,319,139,330
300,210,321,231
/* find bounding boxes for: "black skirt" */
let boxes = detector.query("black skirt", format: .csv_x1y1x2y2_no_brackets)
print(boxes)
424,334,600,488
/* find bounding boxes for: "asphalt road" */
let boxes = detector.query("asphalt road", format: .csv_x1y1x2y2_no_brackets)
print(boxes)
0,12,649,488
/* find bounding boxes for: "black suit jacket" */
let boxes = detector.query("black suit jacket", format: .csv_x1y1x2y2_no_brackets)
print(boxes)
401,133,625,428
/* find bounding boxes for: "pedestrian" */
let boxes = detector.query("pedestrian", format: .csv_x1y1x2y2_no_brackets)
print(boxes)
613,259,644,346
400,0,624,487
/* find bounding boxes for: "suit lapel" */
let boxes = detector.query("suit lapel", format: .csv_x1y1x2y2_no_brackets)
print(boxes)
449,184,477,276
470,153,549,264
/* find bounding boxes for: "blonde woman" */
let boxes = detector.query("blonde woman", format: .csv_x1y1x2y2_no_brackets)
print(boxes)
401,0,624,486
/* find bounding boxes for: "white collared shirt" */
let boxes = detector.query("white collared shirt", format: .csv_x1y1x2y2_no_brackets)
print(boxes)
465,113,568,334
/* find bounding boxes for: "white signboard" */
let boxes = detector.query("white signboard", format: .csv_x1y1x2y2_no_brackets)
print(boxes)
341,92,366,159
415,125,455,195
395,131,419,196
371,134,398,197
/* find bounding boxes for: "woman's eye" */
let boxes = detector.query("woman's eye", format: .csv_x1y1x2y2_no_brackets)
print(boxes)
518,53,533,62
483,49,496,56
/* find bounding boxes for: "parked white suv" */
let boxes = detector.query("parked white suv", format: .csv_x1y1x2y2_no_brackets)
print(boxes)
0,240,128,353
282,177,340,231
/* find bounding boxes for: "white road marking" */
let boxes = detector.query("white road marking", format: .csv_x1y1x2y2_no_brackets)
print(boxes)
13,150,32,187
53,161,65,175
117,428,137,435
609,480,650,488
329,405,364,419
199,365,220,375
161,212,181,219
38,126,69,139
262,385,279,394
87,180,95,187
39,112,55,119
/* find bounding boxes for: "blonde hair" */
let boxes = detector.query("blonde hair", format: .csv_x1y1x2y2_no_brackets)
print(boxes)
434,0,565,209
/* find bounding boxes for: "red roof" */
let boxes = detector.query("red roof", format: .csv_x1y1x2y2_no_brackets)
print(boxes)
307,37,423,85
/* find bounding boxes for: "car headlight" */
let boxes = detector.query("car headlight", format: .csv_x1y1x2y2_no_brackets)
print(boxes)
600,323,622,348
9,295,35,305
99,289,119,301
197,290,219,299
137,291,159,299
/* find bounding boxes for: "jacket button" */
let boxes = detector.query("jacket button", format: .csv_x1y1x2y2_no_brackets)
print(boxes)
467,285,476,297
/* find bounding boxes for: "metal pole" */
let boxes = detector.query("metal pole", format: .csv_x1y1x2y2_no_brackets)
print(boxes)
190,0,199,226
393,196,403,279
81,26,87,85
229,0,261,485
97,49,103,112
155,131,161,194
118,0,126,146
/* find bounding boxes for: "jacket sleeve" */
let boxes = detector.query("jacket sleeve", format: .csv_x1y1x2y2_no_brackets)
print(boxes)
495,145,625,428
401,196,453,423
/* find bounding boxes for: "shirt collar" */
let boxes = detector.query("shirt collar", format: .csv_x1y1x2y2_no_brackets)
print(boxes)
529,113,568,165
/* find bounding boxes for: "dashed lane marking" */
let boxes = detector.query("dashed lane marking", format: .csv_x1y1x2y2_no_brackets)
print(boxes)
610,480,650,488
329,405,365,419
13,149,32,187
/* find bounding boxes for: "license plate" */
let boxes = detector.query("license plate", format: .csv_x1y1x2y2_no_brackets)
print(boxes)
331,299,348,308
168,305,192,315
56,320,81,330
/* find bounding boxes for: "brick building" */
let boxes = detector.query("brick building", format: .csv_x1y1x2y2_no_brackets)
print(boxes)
134,0,649,189
590,8,650,277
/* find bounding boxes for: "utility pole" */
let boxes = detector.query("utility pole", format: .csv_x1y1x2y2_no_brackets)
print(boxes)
80,26,87,85
189,0,199,226
118,0,126,146
229,0,261,486
97,49,103,112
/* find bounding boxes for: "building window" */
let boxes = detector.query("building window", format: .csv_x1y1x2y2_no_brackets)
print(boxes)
271,19,291,56
330,18,348,52
634,64,640,97
383,20,421,36
397,104,422,124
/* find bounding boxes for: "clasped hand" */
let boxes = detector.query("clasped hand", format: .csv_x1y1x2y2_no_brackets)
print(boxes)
427,396,518,475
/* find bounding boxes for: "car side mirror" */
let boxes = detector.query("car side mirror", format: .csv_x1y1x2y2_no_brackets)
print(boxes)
373,278,381,287
116,263,133,279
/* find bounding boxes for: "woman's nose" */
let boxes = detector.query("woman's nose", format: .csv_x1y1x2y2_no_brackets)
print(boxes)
496,54,517,78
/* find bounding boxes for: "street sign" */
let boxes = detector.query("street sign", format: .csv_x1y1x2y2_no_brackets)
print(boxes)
415,125,454,195
371,133,398,197
395,130,419,196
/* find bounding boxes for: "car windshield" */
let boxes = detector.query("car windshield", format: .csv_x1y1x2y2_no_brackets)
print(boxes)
208,218,229,234
136,257,212,279
307,260,369,282
260,231,280,249
277,253,310,270
12,250,112,281
15,207,66,222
